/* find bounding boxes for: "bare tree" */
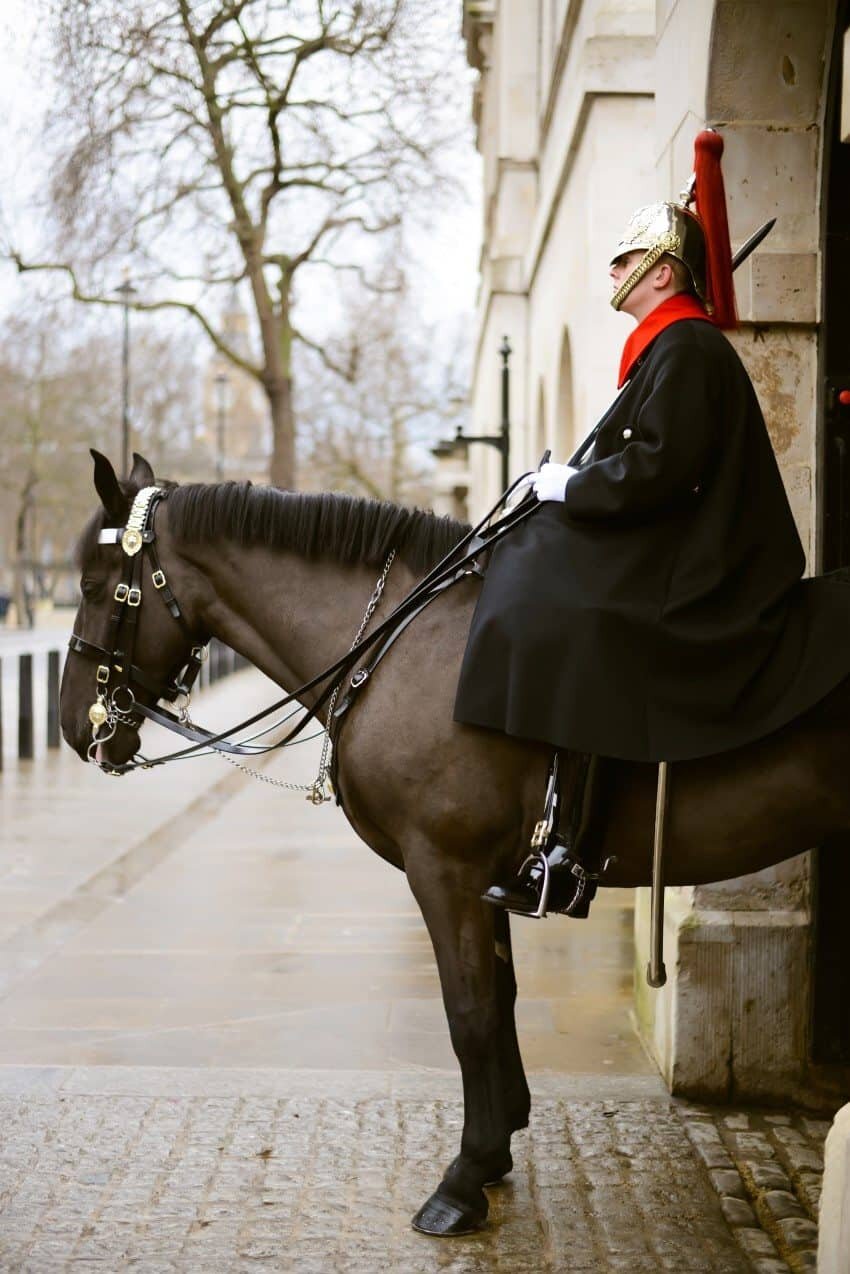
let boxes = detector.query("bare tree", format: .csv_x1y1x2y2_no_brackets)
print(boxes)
297,274,469,504
8,0,468,487
0,306,205,618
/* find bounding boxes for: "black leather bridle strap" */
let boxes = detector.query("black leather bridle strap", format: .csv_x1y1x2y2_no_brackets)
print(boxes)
132,700,268,755
332,558,484,722
67,633,183,702
147,539,194,640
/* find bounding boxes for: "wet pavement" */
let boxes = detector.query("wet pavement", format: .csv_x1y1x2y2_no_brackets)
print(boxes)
0,667,812,1270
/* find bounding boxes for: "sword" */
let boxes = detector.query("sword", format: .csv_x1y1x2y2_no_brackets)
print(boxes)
732,217,776,271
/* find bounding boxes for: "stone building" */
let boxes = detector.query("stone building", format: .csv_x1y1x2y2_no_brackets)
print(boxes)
459,0,850,1100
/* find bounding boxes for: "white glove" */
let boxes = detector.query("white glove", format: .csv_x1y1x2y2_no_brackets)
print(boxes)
533,462,577,503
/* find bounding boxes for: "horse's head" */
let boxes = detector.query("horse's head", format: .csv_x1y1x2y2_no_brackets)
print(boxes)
61,450,206,772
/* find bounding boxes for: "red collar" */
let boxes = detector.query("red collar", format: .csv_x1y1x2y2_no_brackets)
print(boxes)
617,294,712,388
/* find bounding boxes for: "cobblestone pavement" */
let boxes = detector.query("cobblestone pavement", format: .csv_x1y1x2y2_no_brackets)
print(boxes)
0,1081,755,1273
681,1106,831,1274
0,668,838,1272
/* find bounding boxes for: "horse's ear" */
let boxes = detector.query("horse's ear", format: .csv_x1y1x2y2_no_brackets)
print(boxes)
129,452,155,490
90,449,127,521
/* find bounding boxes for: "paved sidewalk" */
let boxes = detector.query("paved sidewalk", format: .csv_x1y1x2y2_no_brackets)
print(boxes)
0,668,830,1270
0,1078,750,1273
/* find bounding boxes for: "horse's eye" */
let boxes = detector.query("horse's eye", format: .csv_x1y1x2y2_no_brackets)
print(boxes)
80,577,104,600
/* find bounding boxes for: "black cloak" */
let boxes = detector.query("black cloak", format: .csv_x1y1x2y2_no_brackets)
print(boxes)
453,318,850,762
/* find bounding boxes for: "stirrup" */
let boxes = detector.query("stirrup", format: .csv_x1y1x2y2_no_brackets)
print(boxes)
516,851,551,919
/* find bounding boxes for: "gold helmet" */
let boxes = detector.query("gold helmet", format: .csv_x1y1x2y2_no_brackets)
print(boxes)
609,202,707,312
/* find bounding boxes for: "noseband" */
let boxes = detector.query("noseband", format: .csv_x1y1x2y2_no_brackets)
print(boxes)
69,486,208,765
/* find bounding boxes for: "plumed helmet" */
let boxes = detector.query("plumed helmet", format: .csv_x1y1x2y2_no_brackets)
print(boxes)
609,202,707,309
609,130,738,328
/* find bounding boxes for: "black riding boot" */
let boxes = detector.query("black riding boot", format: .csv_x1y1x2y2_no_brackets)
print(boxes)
482,753,599,917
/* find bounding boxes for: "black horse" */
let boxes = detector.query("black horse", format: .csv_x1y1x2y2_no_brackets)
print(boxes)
61,454,850,1234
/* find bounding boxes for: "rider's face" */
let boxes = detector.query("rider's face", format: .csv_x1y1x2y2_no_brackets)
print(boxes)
610,250,646,293
610,249,664,319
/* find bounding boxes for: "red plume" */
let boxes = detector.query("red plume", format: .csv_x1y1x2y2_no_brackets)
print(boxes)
693,130,738,330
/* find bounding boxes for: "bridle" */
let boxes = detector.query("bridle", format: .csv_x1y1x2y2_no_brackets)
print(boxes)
69,464,555,788
69,485,211,769
70,482,403,791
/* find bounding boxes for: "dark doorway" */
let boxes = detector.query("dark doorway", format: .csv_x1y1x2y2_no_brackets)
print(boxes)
813,2,850,1066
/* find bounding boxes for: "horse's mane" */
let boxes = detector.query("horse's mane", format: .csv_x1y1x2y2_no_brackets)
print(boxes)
165,482,471,576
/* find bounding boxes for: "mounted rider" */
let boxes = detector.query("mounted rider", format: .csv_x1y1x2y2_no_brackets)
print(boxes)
453,131,850,918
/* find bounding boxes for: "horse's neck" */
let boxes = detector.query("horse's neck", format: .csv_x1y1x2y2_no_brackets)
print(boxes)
185,542,411,712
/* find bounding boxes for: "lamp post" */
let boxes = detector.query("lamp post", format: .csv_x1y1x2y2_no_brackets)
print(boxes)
432,335,512,490
115,276,138,476
214,369,230,482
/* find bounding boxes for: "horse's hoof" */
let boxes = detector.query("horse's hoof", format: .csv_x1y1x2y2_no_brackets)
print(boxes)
411,1190,488,1237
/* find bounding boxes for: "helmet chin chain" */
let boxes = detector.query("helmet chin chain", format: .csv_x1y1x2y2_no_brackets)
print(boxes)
610,232,680,312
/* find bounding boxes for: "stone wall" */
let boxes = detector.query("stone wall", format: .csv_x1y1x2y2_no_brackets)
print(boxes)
633,0,836,1101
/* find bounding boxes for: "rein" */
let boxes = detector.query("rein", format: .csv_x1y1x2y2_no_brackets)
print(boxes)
70,466,551,788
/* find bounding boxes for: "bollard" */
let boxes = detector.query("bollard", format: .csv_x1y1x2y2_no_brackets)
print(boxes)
47,650,61,749
18,653,33,760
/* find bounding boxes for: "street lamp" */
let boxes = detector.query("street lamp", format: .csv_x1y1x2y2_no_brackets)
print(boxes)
432,335,512,491
115,275,138,477
214,369,230,482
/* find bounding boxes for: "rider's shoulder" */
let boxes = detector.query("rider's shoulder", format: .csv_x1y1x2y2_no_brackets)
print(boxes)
651,317,732,357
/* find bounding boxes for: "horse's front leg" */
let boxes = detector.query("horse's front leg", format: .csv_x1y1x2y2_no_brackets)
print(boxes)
493,909,531,1134
405,847,517,1236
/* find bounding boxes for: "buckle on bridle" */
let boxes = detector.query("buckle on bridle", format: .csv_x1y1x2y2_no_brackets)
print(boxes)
152,569,166,589
114,583,130,603
191,645,208,662
96,664,110,685
127,587,142,607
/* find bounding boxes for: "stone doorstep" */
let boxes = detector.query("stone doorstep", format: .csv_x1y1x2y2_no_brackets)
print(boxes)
680,1104,831,1274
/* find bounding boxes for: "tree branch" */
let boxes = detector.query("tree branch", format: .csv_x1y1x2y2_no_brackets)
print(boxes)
8,254,262,379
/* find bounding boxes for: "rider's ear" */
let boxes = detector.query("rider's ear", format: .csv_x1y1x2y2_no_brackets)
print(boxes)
90,449,128,522
129,452,155,491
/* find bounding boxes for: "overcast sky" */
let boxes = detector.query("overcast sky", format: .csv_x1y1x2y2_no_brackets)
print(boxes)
0,2,482,351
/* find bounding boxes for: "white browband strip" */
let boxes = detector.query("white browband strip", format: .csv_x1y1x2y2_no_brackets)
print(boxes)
98,528,124,544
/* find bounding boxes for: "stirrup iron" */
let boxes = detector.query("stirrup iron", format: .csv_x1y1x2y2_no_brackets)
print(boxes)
515,851,551,919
